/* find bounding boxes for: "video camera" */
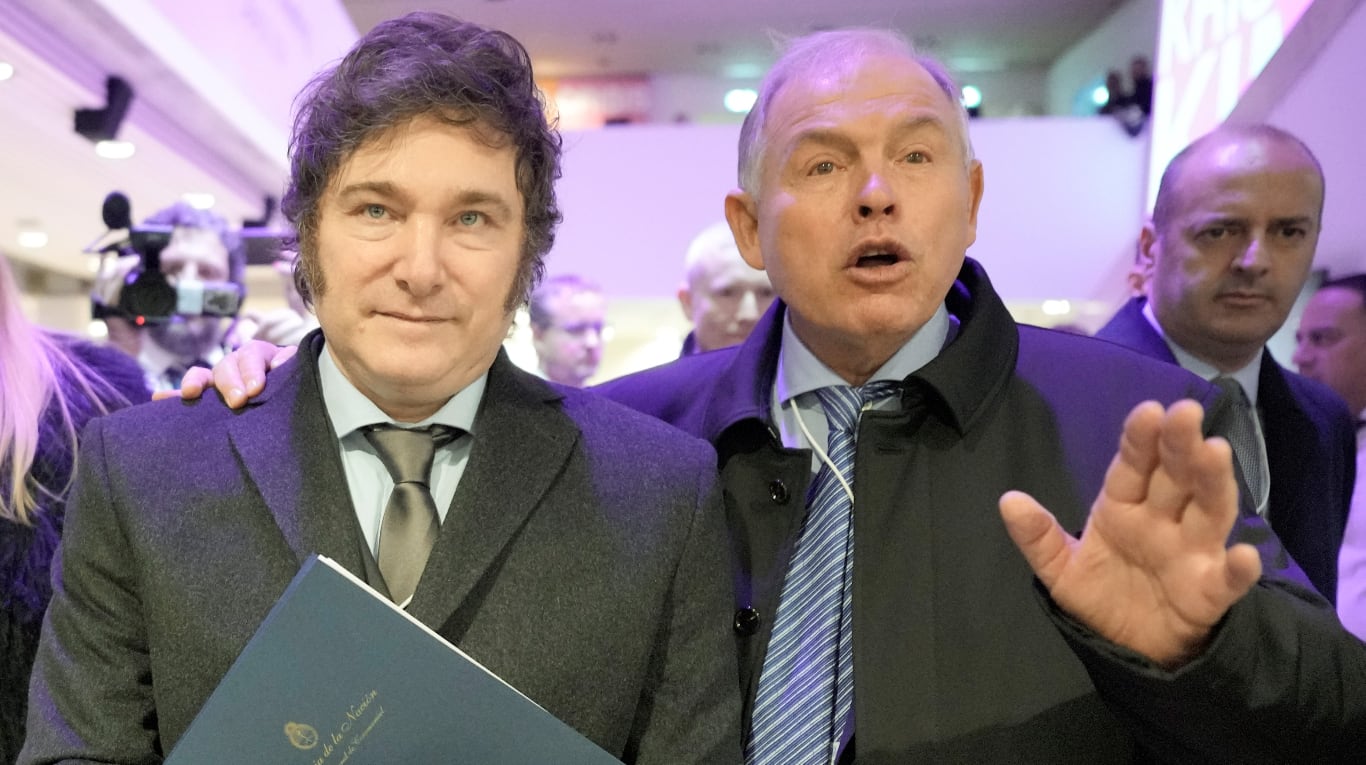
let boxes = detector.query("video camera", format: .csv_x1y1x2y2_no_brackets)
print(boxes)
91,192,244,325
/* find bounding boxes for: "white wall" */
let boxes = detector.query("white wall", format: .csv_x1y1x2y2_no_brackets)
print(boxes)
1260,0,1366,280
958,68,1050,117
1047,0,1160,116
543,117,1146,307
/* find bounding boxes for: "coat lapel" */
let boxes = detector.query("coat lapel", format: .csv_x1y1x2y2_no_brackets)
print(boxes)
407,352,575,632
227,331,368,579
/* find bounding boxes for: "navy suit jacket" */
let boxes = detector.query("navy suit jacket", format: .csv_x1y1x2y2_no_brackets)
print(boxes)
1096,296,1355,601
21,332,741,764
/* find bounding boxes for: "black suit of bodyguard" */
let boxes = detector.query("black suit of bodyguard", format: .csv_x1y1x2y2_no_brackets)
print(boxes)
596,259,1362,762
1097,297,1354,602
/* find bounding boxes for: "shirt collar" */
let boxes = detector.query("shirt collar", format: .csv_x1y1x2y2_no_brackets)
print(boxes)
776,303,951,406
318,340,485,438
1141,300,1262,404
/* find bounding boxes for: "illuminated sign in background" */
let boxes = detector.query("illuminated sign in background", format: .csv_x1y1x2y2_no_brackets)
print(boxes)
1147,0,1314,209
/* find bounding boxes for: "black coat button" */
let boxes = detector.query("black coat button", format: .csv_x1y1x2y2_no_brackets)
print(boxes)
734,608,760,636
768,479,790,504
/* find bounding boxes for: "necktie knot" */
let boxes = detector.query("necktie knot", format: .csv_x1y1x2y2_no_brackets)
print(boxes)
363,425,459,486
814,380,902,433
1212,375,1249,407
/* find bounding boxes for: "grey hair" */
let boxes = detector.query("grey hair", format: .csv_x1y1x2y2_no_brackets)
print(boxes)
736,28,975,196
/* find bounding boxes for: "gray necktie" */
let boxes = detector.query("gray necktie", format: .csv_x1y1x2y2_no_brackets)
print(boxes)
363,424,460,605
1212,376,1269,515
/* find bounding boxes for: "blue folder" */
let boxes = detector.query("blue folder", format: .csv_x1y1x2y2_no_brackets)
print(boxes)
166,554,621,764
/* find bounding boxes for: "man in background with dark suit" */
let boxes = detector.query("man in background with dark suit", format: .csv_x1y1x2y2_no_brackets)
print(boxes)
20,13,739,764
1095,124,1355,603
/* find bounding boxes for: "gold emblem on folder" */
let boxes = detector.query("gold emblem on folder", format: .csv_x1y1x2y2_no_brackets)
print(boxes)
285,722,320,750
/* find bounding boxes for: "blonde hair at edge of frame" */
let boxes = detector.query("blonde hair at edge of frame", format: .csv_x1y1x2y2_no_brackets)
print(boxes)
0,256,131,525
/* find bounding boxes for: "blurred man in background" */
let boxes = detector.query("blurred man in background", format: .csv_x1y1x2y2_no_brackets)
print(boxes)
1294,273,1366,635
678,221,775,355
529,274,606,386
95,201,247,392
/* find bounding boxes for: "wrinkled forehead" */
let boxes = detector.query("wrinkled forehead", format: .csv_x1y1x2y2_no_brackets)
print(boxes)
762,52,965,158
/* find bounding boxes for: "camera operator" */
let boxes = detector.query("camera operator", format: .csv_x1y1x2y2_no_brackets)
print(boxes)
100,201,248,392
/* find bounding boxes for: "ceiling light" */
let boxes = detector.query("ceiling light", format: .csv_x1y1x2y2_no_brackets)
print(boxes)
1091,85,1110,106
18,230,49,249
960,85,983,109
182,192,216,210
95,140,136,159
1041,299,1072,316
724,88,758,114
0,62,14,81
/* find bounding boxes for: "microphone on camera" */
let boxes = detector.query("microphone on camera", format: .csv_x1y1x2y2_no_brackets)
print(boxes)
102,191,133,231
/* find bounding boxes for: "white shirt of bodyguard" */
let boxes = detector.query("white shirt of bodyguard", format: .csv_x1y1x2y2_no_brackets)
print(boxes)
317,341,481,558
1335,412,1366,639
771,303,954,469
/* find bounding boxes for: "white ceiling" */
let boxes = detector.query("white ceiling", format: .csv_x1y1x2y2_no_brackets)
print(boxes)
0,0,1123,285
344,0,1125,77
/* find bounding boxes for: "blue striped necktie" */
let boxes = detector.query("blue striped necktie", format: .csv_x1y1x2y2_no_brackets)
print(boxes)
747,380,902,765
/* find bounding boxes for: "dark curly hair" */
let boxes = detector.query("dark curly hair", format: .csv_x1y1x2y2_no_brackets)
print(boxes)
283,12,562,312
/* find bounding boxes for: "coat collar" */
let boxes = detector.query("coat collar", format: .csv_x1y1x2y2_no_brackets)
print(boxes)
1097,296,1180,364
405,350,575,632
227,329,368,578
227,330,577,632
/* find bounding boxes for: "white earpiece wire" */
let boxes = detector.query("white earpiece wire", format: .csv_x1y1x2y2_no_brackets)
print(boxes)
787,396,856,505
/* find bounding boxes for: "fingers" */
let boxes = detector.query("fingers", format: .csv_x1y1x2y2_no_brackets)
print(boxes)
211,342,263,408
1155,400,1240,544
1225,543,1263,599
268,344,299,369
999,490,1075,591
1101,400,1165,506
151,389,180,401
177,367,214,401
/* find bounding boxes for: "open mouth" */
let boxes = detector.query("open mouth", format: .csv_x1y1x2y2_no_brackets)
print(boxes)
849,239,909,268
856,252,900,267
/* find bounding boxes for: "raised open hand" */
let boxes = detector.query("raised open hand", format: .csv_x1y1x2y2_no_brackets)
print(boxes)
999,399,1262,669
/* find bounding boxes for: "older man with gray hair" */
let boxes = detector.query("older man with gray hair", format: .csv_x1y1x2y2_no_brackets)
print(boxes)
678,221,775,355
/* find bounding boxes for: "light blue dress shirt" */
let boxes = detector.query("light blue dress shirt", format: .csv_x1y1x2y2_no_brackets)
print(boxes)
771,304,956,474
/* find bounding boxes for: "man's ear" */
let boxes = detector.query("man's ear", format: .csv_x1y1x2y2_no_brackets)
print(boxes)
725,190,764,271
964,159,985,248
677,284,693,319
1137,220,1159,289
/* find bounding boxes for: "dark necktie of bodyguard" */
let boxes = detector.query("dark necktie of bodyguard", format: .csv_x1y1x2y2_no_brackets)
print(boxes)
747,380,902,765
362,424,460,605
1212,376,1269,515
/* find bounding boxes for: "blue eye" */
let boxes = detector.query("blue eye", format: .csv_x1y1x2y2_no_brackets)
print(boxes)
363,204,387,219
458,211,483,226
